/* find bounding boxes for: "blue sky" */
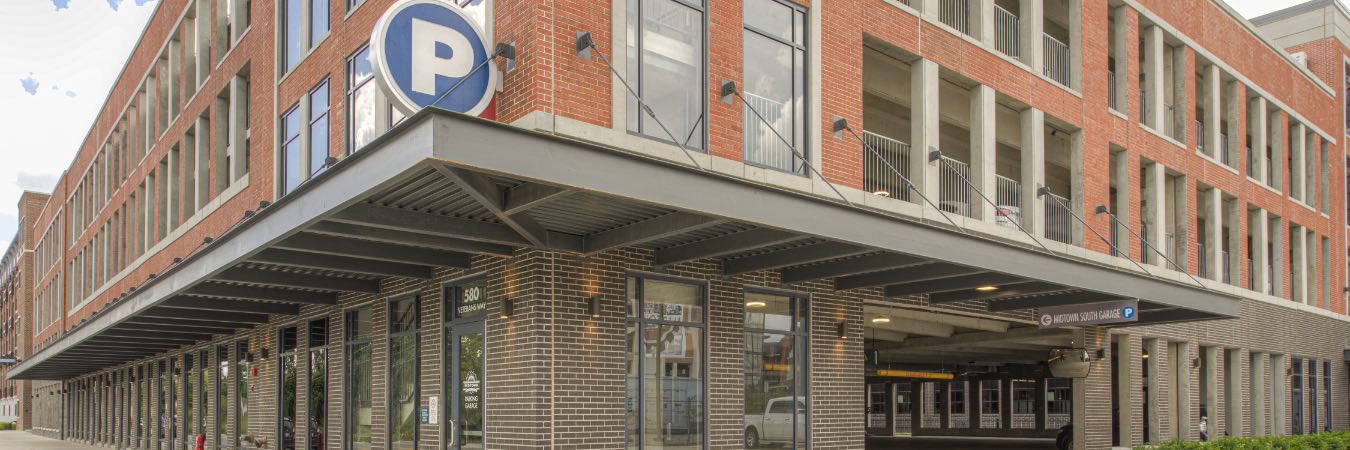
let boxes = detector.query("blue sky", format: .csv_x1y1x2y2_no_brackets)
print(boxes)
0,0,1329,246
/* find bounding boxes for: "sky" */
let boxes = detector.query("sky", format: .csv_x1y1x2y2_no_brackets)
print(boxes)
0,0,1334,246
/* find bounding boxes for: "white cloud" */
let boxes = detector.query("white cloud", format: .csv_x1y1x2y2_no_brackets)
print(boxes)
0,0,157,244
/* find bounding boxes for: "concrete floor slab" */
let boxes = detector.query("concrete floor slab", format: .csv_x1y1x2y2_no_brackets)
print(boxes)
0,431,99,450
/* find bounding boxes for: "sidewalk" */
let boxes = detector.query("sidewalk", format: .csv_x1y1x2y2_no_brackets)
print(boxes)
0,431,96,450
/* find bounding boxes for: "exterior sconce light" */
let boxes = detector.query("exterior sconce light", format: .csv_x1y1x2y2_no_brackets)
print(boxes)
587,296,600,318
501,298,514,319
836,321,847,339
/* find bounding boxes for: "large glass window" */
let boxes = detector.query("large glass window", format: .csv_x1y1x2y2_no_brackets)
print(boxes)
216,345,229,450
282,105,303,194
309,318,329,450
280,326,299,450
198,350,209,444
282,0,302,73
309,81,330,177
625,0,705,149
1293,358,1304,435
742,291,807,449
625,276,705,450
389,296,420,450
185,353,196,449
741,0,805,174
1310,361,1319,433
310,0,329,47
980,381,1000,428
345,307,374,450
347,47,377,153
158,360,167,444
1324,360,1333,432
237,341,251,448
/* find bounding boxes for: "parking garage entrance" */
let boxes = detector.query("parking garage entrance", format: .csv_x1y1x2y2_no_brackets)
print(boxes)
862,305,1074,449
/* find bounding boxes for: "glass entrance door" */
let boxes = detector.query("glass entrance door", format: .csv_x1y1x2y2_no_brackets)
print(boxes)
446,322,484,450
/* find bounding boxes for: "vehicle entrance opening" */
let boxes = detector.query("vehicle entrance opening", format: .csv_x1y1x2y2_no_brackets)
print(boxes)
861,304,1078,450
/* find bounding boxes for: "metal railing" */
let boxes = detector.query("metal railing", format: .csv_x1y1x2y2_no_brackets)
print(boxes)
939,155,972,217
1265,150,1274,184
1140,88,1149,124
1220,133,1232,166
1221,250,1231,284
1196,120,1205,153
995,175,1022,229
940,0,971,35
1247,146,1255,176
742,92,801,174
1109,220,1122,257
1267,264,1275,294
1163,104,1176,138
862,131,913,202
950,414,970,429
980,414,1001,429
1198,242,1208,279
1043,34,1070,86
1248,258,1255,290
994,5,1021,60
1108,71,1119,111
1165,232,1177,266
1047,414,1072,430
1043,191,1072,244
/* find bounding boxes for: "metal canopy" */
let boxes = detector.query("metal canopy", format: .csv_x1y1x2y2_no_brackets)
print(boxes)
11,110,1242,379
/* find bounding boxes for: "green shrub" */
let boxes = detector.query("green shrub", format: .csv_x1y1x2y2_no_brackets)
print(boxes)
1136,432,1350,450
0,422,14,431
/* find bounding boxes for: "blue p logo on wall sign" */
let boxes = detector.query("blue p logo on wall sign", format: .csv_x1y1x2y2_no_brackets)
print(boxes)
371,0,497,116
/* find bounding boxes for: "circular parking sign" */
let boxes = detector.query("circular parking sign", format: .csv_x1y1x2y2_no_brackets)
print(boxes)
370,0,497,116
1122,306,1136,319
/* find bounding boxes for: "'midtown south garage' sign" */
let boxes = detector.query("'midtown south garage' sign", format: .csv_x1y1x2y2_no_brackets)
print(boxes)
1038,299,1138,328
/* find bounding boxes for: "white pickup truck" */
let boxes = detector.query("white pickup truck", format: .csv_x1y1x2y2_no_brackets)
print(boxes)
744,396,805,448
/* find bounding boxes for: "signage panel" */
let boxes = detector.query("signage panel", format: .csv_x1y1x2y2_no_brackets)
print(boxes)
1037,299,1138,328
370,0,497,116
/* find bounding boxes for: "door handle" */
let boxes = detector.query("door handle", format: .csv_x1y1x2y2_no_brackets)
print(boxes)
447,420,457,448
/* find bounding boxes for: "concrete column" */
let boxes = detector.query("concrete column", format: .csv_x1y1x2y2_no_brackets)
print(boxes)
1270,216,1285,297
1271,354,1287,435
1110,150,1131,256
1225,349,1244,437
1144,338,1161,443
970,84,997,221
974,0,994,47
1225,81,1242,165
1291,122,1305,201
1114,335,1137,446
1269,110,1285,191
1252,208,1269,293
1143,26,1165,131
1204,65,1221,159
228,75,248,183
1068,0,1082,90
1225,198,1241,285
921,0,940,17
229,0,247,42
1202,347,1218,426
195,116,210,208
1110,6,1129,111
1020,0,1044,70
911,59,941,203
1205,187,1222,280
1069,130,1085,244
1174,341,1192,440
1143,162,1166,265
1021,108,1045,236
1249,97,1267,181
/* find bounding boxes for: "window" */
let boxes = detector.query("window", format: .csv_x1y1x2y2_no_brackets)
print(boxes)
347,0,365,12
158,360,166,442
1292,358,1303,434
443,280,486,450
310,0,329,47
282,105,303,194
625,275,705,450
198,350,208,443
185,353,196,448
236,341,251,448
216,345,229,450
279,327,299,450
1047,378,1072,415
742,291,807,448
1310,360,1319,433
309,318,330,450
980,381,1000,427
347,47,377,153
741,0,806,174
1324,360,1332,432
309,81,330,176
282,0,302,72
345,307,373,450
625,0,705,149
388,296,420,450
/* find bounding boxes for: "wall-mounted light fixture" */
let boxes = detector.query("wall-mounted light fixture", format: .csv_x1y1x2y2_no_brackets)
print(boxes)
587,296,600,318
870,316,890,324
836,321,847,339
501,298,514,319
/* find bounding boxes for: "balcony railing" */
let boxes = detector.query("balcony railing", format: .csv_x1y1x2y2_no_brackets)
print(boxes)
1165,232,1177,267
994,5,1021,60
1198,242,1207,278
862,131,913,202
939,155,972,217
1248,258,1255,290
1221,250,1231,284
1108,72,1119,111
1043,192,1072,244
1247,146,1255,176
1196,120,1205,153
940,0,971,35
995,175,1022,229
1220,133,1232,166
742,92,802,174
1163,104,1176,138
1043,34,1070,86
1265,151,1274,184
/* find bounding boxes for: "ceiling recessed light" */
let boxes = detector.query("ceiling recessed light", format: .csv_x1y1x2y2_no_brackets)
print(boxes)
871,316,891,324
746,300,767,308
872,190,891,197
975,285,999,292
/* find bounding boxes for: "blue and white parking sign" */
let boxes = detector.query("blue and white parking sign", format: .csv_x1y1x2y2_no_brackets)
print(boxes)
370,0,497,116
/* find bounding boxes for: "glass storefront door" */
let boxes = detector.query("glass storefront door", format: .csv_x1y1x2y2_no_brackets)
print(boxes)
444,280,487,450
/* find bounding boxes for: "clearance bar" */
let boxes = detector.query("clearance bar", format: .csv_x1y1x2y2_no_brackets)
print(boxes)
874,369,955,380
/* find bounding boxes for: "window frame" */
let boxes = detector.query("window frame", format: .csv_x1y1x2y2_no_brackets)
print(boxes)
387,294,422,450
344,305,374,450
308,317,331,450
309,79,331,177
741,286,809,447
280,103,303,195
625,0,710,151
277,325,301,450
739,0,809,176
623,272,709,450
345,45,376,155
